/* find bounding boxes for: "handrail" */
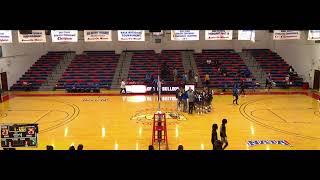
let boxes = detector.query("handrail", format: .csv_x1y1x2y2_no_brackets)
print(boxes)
118,49,127,83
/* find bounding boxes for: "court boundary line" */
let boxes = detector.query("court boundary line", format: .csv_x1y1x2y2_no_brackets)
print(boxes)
239,96,320,141
5,90,312,97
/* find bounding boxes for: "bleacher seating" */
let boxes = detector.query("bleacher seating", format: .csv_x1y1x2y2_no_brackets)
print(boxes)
194,49,254,88
243,49,303,87
127,50,185,84
10,51,69,90
56,51,119,89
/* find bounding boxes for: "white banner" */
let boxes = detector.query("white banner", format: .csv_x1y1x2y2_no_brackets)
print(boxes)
308,30,320,40
118,30,145,41
273,30,300,40
205,30,233,40
84,30,112,42
171,30,199,40
18,30,46,43
238,30,255,41
51,30,78,42
0,30,12,43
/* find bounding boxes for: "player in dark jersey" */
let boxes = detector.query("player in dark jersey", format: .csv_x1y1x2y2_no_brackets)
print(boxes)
214,140,223,150
211,124,218,150
233,83,239,105
220,119,228,150
239,80,246,96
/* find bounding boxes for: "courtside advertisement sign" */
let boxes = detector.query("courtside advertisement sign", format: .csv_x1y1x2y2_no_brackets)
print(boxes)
0,30,12,43
308,30,320,40
84,30,112,42
273,30,300,40
51,30,78,42
247,140,292,147
171,30,199,41
205,30,233,40
118,30,145,41
238,30,255,41
18,30,46,43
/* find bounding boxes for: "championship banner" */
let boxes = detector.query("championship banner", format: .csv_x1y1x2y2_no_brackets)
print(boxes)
205,30,233,40
308,30,320,40
0,30,12,43
238,30,255,41
118,30,145,41
51,30,78,42
84,30,112,42
273,30,300,40
18,30,46,43
171,30,199,41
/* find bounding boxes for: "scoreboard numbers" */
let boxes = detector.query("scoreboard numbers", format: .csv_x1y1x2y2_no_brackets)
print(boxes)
1,124,38,148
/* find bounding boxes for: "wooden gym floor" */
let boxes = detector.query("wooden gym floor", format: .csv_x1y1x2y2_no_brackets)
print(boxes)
1,89,320,150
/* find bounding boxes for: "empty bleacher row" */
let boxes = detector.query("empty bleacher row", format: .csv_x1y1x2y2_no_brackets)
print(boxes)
243,49,303,87
10,51,70,90
10,49,303,91
128,50,185,84
194,49,254,88
55,51,119,89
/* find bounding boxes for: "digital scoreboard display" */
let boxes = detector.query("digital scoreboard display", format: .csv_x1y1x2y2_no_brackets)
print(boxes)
1,124,38,148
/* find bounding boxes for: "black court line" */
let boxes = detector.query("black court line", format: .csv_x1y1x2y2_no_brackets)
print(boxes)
7,109,49,111
239,97,320,141
268,109,287,123
34,111,51,123
250,109,285,123
250,110,313,124
2,98,80,134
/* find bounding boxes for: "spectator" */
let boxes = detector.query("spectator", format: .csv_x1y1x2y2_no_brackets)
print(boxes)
288,66,295,76
244,68,251,78
173,67,178,83
182,73,188,84
69,145,76,150
252,79,258,92
194,73,199,87
148,145,154,150
222,82,228,92
213,59,218,67
266,73,271,88
187,88,195,114
93,83,100,93
221,66,227,77
178,145,184,150
204,73,210,87
120,79,127,94
206,59,212,65
188,69,193,83
46,145,54,150
77,144,84,150
145,72,151,83
285,74,290,89
23,81,31,91
151,78,158,94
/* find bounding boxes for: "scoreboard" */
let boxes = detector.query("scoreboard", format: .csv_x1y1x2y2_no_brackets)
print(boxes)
1,124,38,148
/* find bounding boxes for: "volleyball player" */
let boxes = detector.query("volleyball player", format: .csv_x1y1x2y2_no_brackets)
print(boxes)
232,83,239,105
211,124,218,150
239,80,246,96
220,119,228,150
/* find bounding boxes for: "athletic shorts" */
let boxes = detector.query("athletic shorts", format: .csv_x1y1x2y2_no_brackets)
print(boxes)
221,136,228,144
